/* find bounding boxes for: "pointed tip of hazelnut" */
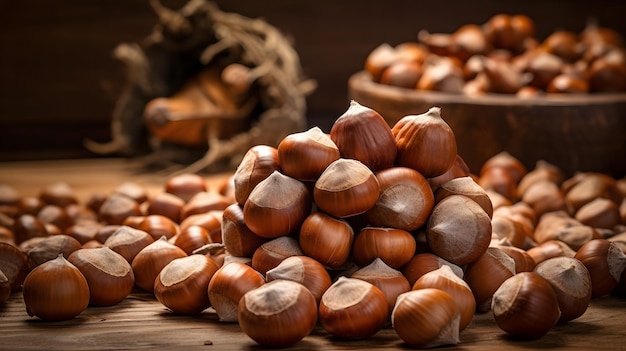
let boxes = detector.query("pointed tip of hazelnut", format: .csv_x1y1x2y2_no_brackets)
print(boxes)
347,100,370,114
427,106,442,116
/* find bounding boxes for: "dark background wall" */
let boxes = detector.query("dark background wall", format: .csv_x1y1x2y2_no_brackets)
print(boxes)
1,0,625,161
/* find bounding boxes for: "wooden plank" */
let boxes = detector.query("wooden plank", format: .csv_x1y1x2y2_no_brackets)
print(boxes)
0,158,233,203
1,292,625,350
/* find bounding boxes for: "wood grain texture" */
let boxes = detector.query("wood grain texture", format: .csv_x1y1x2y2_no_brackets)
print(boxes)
1,291,625,350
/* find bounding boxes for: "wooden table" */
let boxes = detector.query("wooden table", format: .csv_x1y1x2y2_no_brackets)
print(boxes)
1,158,626,350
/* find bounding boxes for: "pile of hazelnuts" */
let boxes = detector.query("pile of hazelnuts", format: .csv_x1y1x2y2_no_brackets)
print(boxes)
365,13,626,96
1,102,626,348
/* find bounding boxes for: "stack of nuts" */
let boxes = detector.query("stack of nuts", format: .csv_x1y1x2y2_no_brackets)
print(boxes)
1,102,626,348
0,172,233,320
365,13,626,96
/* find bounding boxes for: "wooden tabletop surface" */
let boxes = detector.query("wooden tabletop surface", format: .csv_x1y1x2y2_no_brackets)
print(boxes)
2,291,626,351
1,158,626,351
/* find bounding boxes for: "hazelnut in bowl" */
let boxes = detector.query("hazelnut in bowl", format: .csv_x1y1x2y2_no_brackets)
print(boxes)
349,14,626,178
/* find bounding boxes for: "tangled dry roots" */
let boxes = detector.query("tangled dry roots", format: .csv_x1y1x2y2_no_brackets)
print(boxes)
85,0,315,174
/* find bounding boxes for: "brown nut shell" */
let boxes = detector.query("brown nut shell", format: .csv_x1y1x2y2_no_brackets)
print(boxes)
208,261,265,322
352,227,416,269
314,159,380,218
330,100,397,172
68,247,135,306
298,212,354,269
392,288,460,348
426,194,492,266
366,167,434,231
238,279,318,347
22,255,90,321
574,239,626,297
534,256,592,323
412,265,474,331
154,254,219,315
319,277,388,339
491,272,561,339
392,107,457,178
243,171,311,238
278,126,340,181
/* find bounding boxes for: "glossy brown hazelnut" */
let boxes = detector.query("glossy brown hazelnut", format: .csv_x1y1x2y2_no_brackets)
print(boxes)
392,107,457,178
26,234,82,270
491,272,561,339
480,151,527,185
319,277,388,339
104,226,155,263
238,279,317,347
435,176,493,217
68,247,135,306
208,261,265,322
426,195,492,266
521,180,568,217
351,258,411,314
574,239,626,297
0,242,29,292
400,252,464,287
533,211,600,250
517,160,564,196
179,211,222,244
221,203,266,258
352,227,416,269
154,254,219,315
416,56,465,93
412,265,475,331
366,167,434,231
541,30,582,62
427,154,472,191
243,171,311,238
392,288,460,348
478,166,518,202
99,193,143,225
498,245,536,273
464,247,516,312
174,225,211,255
314,158,380,218
534,256,592,323
233,145,280,206
251,236,303,275
449,24,488,62
575,198,621,229
364,43,400,82
277,127,340,182
330,101,397,172
298,211,354,269
380,60,423,89
145,192,185,224
266,255,332,304
180,191,231,221
526,239,576,265
131,237,187,293
165,173,208,203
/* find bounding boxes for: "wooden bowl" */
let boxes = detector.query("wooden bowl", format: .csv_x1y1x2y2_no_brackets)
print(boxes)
348,71,626,178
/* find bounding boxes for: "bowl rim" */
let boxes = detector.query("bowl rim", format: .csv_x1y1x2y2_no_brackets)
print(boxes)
349,70,626,107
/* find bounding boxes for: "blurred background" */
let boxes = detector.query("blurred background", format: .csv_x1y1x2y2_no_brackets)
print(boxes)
1,0,625,162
